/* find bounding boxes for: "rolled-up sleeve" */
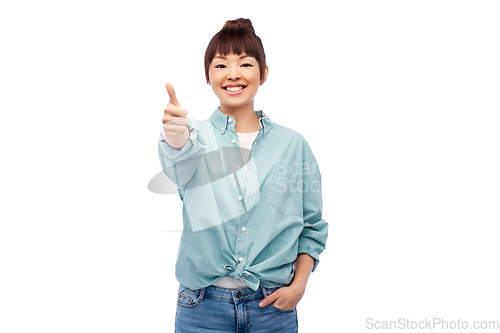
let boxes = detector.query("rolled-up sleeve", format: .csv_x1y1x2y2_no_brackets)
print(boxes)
158,118,207,190
297,137,329,272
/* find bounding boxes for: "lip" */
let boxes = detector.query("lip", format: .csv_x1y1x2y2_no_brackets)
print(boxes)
224,85,246,95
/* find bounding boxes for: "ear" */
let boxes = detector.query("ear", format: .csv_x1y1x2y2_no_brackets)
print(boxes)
260,66,269,86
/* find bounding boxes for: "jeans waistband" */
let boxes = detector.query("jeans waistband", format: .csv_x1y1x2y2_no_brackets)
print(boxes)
190,285,280,302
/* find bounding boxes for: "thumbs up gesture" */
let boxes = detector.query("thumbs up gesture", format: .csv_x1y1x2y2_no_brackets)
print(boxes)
162,82,190,148
163,82,189,137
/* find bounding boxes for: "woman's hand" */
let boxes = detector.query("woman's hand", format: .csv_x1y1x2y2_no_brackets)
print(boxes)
259,284,306,311
163,82,190,148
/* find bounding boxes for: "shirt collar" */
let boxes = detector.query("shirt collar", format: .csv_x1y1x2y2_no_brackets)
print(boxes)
210,106,274,136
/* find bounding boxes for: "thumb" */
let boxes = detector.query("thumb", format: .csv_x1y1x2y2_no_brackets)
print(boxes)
166,82,180,107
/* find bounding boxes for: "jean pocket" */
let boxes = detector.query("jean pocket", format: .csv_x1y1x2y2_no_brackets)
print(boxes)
264,287,296,313
267,169,301,217
270,303,296,313
177,287,203,309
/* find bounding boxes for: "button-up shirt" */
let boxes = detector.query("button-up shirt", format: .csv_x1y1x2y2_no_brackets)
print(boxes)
158,106,328,294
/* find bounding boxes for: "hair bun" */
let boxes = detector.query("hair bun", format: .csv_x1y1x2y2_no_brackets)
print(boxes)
222,18,255,34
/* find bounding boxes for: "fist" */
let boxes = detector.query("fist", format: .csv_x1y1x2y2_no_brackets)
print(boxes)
162,82,189,138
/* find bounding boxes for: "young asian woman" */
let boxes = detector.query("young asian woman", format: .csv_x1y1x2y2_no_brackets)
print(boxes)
159,18,328,332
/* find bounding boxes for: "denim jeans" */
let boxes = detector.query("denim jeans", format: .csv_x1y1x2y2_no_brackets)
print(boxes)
175,284,298,332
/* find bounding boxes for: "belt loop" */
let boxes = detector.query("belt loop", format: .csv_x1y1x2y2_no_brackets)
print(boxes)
260,285,267,298
199,287,206,302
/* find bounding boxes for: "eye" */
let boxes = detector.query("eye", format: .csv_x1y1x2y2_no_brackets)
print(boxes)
242,63,252,67
215,64,226,68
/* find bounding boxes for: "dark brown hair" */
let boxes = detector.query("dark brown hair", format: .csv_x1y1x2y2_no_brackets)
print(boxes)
204,18,266,84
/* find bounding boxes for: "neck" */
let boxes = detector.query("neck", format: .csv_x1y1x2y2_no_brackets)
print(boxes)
220,103,260,133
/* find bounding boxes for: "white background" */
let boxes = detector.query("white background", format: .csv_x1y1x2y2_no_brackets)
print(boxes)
1,0,499,332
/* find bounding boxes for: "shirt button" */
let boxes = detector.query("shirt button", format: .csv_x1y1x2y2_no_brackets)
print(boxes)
236,165,240,170
242,227,246,232
232,139,236,143
238,195,243,200
239,257,244,262
249,194,253,200
250,168,253,172
228,118,232,122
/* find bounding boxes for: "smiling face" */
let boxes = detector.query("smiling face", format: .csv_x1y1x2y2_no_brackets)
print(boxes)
208,52,268,113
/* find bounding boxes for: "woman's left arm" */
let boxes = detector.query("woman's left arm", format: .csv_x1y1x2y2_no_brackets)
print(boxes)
291,253,315,291
258,254,314,310
259,137,328,311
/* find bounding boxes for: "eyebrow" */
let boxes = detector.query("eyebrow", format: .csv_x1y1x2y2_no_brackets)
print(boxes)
213,54,251,60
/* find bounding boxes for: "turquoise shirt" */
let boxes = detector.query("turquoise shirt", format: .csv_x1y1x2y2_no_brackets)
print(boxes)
158,106,328,294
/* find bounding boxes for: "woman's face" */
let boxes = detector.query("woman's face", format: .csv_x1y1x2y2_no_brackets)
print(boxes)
208,52,268,111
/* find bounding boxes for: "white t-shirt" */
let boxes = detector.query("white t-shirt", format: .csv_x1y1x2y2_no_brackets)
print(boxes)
211,129,259,289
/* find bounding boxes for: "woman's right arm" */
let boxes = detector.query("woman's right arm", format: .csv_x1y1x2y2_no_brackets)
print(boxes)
158,82,206,189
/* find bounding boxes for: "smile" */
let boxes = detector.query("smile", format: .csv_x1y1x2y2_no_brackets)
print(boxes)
224,85,247,95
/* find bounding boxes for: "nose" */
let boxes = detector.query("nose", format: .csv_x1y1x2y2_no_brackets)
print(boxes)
227,66,241,80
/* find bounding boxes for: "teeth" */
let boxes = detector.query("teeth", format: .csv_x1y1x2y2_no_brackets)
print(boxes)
226,86,244,92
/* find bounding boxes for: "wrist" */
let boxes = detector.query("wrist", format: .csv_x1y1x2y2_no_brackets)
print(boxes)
290,279,306,293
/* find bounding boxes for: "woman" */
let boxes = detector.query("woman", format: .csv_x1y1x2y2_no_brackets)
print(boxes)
159,18,328,332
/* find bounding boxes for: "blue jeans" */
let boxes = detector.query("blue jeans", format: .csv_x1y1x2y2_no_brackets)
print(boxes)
175,284,298,332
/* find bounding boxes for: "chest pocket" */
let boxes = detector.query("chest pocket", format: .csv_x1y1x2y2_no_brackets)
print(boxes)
267,168,301,217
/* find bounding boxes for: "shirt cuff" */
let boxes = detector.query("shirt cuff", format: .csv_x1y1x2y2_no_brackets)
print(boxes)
297,235,324,272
